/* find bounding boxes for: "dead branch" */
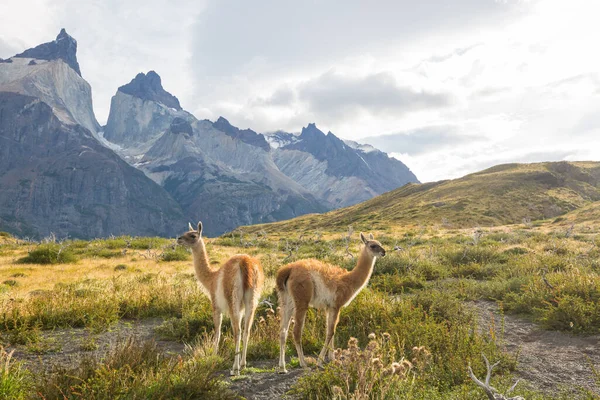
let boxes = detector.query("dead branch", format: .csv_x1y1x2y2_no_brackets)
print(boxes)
468,354,524,400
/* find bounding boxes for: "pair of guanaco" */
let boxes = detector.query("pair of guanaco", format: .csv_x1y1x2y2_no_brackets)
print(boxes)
177,222,386,375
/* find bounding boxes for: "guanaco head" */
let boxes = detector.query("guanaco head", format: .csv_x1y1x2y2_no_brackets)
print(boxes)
177,222,203,247
360,232,386,257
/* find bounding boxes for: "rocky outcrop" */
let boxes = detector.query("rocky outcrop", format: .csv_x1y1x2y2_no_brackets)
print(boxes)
213,117,270,151
0,30,100,135
0,92,186,239
14,28,81,76
169,117,193,136
103,71,191,150
118,71,181,110
267,124,418,208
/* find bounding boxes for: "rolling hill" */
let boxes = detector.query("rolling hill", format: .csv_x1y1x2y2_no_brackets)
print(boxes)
239,161,600,234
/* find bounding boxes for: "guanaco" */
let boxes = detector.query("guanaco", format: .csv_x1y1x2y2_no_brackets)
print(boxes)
275,232,386,373
178,222,264,375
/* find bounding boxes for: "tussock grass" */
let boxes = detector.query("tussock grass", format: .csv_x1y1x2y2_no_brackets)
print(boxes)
36,337,239,399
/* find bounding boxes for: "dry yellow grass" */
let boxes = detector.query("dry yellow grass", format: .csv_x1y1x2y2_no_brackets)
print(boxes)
0,238,262,297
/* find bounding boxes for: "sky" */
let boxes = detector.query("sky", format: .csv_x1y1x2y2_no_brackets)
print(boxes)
1,0,599,182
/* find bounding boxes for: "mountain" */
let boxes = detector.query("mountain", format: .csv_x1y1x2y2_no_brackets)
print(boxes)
264,123,419,208
1,29,420,238
0,30,186,239
0,30,100,136
102,71,194,157
241,161,600,234
14,28,81,76
0,92,185,239
103,73,326,236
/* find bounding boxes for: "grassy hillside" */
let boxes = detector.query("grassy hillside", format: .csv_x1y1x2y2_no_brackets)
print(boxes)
242,161,600,235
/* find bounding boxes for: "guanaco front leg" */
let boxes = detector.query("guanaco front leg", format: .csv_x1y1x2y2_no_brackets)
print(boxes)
318,307,340,366
212,309,222,354
277,297,294,373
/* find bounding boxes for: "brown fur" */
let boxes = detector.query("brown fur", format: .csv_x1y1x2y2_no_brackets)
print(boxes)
177,222,264,376
276,232,385,373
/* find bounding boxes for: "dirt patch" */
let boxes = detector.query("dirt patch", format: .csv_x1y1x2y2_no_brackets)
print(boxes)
6,318,185,372
472,300,600,395
222,360,306,400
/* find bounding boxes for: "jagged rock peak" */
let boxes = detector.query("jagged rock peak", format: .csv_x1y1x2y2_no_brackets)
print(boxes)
14,28,81,76
213,117,270,151
301,123,326,138
170,117,193,136
118,71,182,110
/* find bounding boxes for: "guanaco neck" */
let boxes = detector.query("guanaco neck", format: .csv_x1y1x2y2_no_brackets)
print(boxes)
344,246,376,292
190,239,216,290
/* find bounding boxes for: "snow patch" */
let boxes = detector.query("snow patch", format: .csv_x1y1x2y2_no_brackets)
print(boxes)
97,130,124,152
343,139,377,153
263,131,301,149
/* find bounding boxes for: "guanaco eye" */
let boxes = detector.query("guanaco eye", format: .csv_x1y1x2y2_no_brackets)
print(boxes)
190,234,197,238
370,244,376,249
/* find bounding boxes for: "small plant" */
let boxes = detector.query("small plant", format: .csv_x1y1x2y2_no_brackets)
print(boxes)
114,264,128,271
26,336,62,354
292,334,422,399
79,333,99,351
0,346,32,399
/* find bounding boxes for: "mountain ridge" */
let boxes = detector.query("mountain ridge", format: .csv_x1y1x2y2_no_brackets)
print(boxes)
0,29,420,238
239,161,600,234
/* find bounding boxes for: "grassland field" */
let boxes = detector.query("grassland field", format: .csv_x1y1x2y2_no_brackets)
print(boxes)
1,216,600,399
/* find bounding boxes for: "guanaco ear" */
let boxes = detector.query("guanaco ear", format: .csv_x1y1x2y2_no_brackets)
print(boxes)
360,232,368,244
188,222,194,232
197,221,203,235
369,233,374,240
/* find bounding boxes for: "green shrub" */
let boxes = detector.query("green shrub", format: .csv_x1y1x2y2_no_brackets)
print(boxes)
371,273,425,294
502,246,530,255
442,246,508,266
537,294,600,333
18,243,78,264
160,246,190,262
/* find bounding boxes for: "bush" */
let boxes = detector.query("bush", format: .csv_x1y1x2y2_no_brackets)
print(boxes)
442,246,508,266
18,243,78,264
539,294,600,333
160,246,190,262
